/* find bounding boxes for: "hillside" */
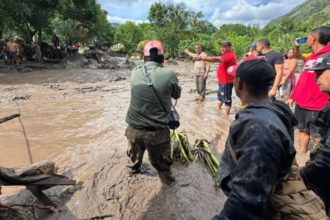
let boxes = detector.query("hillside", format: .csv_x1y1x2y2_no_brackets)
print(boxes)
266,0,330,28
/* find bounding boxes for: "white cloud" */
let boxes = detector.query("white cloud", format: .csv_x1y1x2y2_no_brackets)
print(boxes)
99,0,305,27
210,0,304,27
107,15,147,24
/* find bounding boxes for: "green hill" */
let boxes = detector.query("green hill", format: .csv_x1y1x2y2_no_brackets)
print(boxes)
266,0,330,29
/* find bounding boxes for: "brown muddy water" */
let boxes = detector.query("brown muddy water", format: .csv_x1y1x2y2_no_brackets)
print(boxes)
0,62,237,219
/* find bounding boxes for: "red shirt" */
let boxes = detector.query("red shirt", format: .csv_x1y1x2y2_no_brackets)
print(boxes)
290,45,330,111
217,50,237,85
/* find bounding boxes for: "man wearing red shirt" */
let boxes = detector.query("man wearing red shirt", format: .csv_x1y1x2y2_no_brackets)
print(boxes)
287,26,330,153
195,41,237,114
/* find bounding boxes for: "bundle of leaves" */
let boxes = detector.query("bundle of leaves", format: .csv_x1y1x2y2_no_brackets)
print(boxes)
170,130,194,164
193,139,220,178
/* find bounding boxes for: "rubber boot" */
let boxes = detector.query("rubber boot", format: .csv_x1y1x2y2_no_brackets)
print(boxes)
159,171,175,185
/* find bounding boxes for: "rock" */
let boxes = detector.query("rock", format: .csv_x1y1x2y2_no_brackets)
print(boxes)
85,58,101,69
66,54,88,68
12,95,31,101
167,58,178,65
16,160,57,176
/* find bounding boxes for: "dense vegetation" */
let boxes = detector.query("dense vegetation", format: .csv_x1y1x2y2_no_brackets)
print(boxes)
0,0,114,46
1,0,329,58
113,0,330,58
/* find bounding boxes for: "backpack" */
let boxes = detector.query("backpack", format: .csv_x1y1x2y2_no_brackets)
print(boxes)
227,141,327,220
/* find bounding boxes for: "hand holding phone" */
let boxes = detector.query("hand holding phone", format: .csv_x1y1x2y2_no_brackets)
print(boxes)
296,37,307,45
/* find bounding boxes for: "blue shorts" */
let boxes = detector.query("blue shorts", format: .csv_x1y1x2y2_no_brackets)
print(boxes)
217,83,233,107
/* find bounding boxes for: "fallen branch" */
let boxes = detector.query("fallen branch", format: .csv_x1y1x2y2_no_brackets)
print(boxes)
82,214,115,220
11,203,56,212
0,114,20,124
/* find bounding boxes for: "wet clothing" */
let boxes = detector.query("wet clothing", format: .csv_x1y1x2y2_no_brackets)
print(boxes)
214,100,297,220
290,46,330,111
217,51,237,85
260,50,284,70
194,52,208,76
194,52,208,97
281,59,297,101
125,125,172,173
309,103,330,145
126,61,181,129
294,105,319,134
196,75,206,96
125,61,180,181
301,103,330,216
280,77,294,101
7,51,17,62
217,83,233,106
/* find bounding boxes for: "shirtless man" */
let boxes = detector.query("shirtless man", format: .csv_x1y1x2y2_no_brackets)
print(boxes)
6,38,20,65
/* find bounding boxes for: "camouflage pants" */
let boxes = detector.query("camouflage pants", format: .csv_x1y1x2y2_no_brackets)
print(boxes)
125,125,172,174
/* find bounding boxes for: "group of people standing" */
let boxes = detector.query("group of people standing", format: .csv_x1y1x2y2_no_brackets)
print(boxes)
185,27,330,157
125,25,330,219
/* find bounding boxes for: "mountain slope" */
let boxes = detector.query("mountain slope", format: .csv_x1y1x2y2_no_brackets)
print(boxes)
267,0,330,28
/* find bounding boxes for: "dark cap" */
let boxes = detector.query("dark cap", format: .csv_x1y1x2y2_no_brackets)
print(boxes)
228,57,275,88
221,40,232,47
227,56,260,76
304,53,330,73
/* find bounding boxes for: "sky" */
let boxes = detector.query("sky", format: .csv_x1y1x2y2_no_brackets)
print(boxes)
98,0,306,27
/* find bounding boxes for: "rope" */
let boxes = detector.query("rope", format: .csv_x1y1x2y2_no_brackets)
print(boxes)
15,101,33,164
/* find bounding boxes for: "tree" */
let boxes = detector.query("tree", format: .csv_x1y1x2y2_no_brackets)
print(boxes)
137,23,158,40
0,0,60,42
0,0,113,46
148,3,168,27
147,2,202,57
115,21,143,54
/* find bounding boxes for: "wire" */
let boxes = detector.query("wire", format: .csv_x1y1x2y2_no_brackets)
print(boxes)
15,101,33,164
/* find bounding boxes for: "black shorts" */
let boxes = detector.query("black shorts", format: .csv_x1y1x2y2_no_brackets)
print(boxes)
294,105,319,133
8,51,17,61
217,83,233,107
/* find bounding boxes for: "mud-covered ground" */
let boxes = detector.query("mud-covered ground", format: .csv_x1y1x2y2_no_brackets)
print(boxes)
0,61,236,220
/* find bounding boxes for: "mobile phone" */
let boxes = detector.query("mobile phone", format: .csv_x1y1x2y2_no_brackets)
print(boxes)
296,37,307,45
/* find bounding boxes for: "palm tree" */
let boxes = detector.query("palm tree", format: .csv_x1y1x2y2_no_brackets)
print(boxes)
166,3,190,34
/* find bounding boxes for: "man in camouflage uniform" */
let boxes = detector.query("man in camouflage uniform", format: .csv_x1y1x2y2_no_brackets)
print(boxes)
125,40,181,185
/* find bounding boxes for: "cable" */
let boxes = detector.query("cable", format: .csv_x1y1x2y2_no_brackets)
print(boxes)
15,101,33,164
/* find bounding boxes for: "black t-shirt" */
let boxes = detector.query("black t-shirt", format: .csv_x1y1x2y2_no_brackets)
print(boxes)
260,50,284,70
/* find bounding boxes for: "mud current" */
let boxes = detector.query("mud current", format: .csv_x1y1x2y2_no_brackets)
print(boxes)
0,61,239,219
0,60,309,219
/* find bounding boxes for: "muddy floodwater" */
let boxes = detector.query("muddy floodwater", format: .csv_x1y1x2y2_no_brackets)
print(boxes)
0,62,238,219
0,61,309,219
